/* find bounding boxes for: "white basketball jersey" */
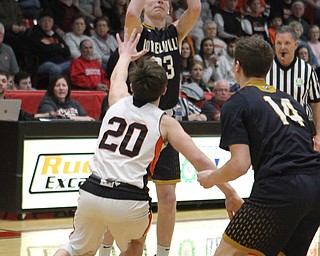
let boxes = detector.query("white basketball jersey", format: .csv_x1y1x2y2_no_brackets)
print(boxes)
89,96,164,189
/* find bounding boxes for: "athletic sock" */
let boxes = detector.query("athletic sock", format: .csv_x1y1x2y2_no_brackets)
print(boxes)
156,245,170,256
98,244,112,256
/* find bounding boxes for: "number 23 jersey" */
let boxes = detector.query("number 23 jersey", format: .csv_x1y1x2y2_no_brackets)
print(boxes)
89,96,165,189
137,23,181,110
220,81,320,181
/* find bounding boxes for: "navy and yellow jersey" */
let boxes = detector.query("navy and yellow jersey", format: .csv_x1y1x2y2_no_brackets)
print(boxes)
220,80,320,181
137,23,181,110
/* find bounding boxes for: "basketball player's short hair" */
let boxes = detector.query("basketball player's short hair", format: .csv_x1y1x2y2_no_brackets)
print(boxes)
235,35,274,78
129,57,167,103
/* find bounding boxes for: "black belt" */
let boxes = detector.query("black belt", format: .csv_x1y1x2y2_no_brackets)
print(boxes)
81,174,150,201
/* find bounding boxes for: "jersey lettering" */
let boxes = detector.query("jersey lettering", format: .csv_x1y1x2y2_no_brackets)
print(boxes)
99,117,148,157
263,96,305,126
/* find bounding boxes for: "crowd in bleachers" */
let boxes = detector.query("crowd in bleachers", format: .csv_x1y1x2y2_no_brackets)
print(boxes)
1,0,320,121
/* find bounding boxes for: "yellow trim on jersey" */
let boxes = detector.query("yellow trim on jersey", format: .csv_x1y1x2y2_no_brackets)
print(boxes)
245,80,276,93
222,233,265,256
142,22,166,30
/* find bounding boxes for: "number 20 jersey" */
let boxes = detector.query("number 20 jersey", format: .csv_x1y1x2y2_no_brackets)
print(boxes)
89,96,165,189
137,23,181,110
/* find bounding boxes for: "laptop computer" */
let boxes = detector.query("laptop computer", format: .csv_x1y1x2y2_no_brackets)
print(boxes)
0,99,22,121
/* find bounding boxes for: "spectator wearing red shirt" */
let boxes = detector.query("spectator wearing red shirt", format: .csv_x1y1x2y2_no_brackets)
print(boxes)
70,39,109,91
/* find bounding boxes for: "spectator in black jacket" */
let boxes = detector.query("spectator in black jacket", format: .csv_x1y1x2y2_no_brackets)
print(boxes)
28,10,71,87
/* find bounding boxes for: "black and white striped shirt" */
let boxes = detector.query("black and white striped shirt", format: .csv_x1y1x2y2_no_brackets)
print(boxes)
266,57,320,116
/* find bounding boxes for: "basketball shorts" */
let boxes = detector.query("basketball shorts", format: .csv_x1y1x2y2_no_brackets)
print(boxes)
148,143,180,184
222,173,320,256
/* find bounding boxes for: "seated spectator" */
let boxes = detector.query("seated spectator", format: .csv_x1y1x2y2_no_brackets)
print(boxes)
203,20,227,57
13,70,34,90
174,97,207,121
181,60,211,108
7,73,14,90
70,39,109,91
201,79,231,121
47,0,81,38
0,0,31,68
286,0,310,41
91,16,118,70
194,37,222,87
307,25,320,65
245,0,270,42
268,15,283,46
73,0,103,24
213,0,251,41
180,39,194,84
269,0,293,24
215,38,237,86
0,22,19,75
37,75,95,121
64,14,100,60
289,21,319,67
28,10,71,87
296,45,320,74
0,70,49,120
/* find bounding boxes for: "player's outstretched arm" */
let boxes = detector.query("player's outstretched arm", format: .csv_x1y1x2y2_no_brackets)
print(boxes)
174,0,201,44
125,0,145,36
109,28,147,106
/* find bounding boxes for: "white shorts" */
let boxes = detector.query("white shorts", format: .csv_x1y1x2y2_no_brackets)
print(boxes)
60,189,152,255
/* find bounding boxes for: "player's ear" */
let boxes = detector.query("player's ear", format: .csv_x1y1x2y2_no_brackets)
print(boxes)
162,87,167,96
234,60,241,73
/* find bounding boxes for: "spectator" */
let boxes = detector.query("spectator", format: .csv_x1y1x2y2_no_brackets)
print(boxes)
289,21,319,67
47,0,81,38
245,0,270,42
180,39,194,84
215,38,237,86
307,25,320,65
304,0,320,26
0,22,19,75
91,16,117,70
266,25,320,151
64,14,100,60
201,79,231,121
194,37,222,87
7,73,14,90
73,0,103,24
268,15,283,46
296,44,320,77
269,0,293,24
181,60,211,108
0,0,30,67
28,10,71,87
37,75,95,120
13,70,33,90
203,20,227,57
287,0,310,41
70,39,109,91
213,0,251,41
102,0,127,36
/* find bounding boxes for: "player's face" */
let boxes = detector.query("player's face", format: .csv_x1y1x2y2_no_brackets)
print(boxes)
275,32,298,64
53,78,69,102
0,74,7,97
144,0,170,20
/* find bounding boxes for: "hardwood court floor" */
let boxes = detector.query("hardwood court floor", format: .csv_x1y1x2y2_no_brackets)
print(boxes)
0,208,319,256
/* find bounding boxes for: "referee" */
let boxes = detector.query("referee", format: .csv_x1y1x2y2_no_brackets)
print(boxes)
266,25,320,151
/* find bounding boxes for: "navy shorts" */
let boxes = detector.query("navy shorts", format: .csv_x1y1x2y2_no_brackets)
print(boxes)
148,143,180,184
223,172,320,256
